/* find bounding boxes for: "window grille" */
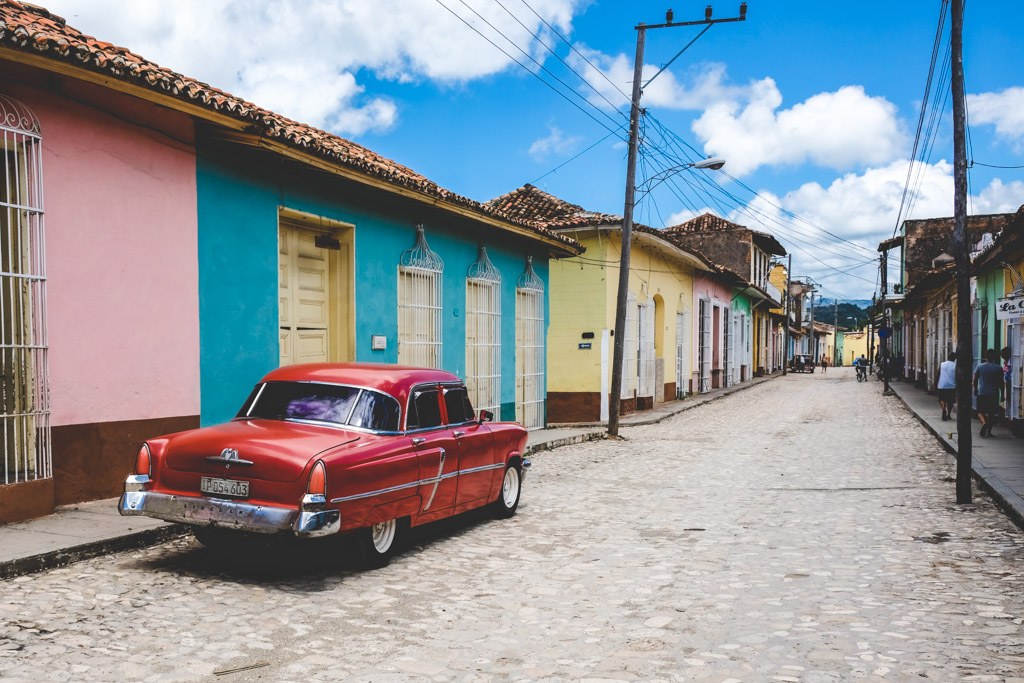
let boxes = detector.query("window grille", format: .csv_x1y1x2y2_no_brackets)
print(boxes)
515,257,544,429
622,293,639,399
675,311,690,399
638,300,655,399
722,306,732,388
733,312,743,383
465,246,501,417
1,95,49,486
698,298,711,393
927,310,939,391
398,225,443,368
1010,321,1023,422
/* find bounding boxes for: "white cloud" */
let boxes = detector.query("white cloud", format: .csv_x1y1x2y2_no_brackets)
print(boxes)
40,0,584,135
528,126,582,162
665,207,717,227
967,87,1024,149
675,162,1023,296
693,82,905,176
570,50,906,177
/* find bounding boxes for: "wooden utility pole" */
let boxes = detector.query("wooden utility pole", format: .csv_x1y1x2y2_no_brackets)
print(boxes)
608,4,747,437
951,0,973,503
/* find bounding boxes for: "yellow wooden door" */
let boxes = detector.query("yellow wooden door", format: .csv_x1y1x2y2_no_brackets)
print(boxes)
279,225,331,366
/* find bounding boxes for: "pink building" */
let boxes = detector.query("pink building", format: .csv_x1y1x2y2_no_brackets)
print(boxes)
1,59,200,522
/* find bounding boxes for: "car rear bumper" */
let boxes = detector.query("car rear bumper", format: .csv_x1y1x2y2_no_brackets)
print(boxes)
118,485,340,538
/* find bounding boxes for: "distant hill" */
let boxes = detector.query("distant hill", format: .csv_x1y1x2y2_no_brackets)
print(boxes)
818,298,871,309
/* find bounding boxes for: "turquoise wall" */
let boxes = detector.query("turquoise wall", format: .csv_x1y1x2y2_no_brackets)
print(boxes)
197,148,548,425
977,269,1006,356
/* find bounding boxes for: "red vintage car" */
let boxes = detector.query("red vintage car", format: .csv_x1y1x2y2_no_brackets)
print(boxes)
118,363,530,567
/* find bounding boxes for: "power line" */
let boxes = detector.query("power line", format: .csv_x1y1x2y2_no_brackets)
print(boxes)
430,0,625,137
491,0,629,116
891,0,951,239
530,128,624,184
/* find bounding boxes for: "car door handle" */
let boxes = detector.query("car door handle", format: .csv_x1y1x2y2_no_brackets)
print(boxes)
452,431,465,438
412,437,426,445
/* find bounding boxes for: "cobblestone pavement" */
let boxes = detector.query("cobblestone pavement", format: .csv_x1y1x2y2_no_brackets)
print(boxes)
3,368,1024,682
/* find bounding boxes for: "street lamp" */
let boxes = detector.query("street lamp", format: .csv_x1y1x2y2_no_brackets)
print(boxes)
689,156,726,170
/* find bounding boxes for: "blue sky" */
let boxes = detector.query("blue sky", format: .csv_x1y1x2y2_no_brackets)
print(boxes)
40,0,1024,300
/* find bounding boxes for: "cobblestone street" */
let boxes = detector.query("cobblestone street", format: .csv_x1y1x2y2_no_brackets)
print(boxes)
3,368,1023,682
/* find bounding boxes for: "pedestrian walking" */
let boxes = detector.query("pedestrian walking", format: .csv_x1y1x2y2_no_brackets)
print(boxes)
973,348,1004,437
820,356,828,373
936,351,956,421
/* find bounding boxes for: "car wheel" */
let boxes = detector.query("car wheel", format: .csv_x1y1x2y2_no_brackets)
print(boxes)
355,517,406,569
491,463,521,519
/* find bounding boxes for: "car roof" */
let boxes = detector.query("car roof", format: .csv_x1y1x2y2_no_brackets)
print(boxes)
260,363,462,404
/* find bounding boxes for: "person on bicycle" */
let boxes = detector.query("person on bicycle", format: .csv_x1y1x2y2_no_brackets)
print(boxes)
854,354,868,381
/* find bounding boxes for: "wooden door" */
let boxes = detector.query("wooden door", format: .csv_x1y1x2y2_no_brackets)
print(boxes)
279,224,331,366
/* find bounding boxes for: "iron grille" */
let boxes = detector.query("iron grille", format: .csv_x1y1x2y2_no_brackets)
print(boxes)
1,95,50,486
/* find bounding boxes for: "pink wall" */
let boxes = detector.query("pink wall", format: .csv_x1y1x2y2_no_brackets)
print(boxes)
10,84,200,426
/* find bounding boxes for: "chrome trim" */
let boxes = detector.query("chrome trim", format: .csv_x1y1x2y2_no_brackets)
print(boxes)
411,437,426,445
118,488,340,538
124,474,150,492
329,461,505,504
422,448,447,511
244,383,267,417
452,430,465,438
403,381,465,431
205,453,255,466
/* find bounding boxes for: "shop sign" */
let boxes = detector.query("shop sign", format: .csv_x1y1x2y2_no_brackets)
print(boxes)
996,295,1024,320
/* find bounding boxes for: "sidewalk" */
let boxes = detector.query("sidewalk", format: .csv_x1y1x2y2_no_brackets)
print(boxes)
1,374,777,579
887,378,1024,530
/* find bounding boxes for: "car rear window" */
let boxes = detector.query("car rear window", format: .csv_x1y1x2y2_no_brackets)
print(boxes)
238,382,401,432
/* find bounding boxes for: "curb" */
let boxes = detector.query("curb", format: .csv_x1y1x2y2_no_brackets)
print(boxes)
546,374,777,430
889,388,1024,532
0,523,189,580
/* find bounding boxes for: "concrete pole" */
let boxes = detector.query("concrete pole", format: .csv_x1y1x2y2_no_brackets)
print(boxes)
951,0,973,503
607,26,646,438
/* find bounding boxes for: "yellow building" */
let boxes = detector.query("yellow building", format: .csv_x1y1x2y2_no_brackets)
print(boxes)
488,186,713,423
840,329,869,366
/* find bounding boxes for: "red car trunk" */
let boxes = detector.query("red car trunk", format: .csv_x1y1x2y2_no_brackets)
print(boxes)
162,419,360,484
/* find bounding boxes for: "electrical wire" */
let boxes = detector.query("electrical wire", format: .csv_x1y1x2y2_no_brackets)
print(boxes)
491,0,629,116
891,0,950,239
430,0,625,137
530,128,624,184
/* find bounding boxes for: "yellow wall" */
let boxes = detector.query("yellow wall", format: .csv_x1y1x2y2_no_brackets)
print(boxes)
547,235,611,393
548,230,697,394
841,331,869,365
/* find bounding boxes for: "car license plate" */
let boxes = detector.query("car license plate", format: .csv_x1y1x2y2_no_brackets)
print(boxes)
200,477,249,498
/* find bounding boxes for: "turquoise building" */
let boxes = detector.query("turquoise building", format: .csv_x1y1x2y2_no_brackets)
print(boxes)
196,139,579,428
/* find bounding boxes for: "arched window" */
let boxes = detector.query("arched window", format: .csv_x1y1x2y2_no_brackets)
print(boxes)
398,225,444,368
466,247,501,416
1,95,50,485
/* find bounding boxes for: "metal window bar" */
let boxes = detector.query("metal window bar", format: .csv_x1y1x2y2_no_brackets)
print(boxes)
1,95,49,486
466,247,501,417
698,298,711,394
638,300,655,400
722,306,732,388
1012,321,1023,421
398,226,444,369
675,310,690,399
622,294,639,399
515,257,545,429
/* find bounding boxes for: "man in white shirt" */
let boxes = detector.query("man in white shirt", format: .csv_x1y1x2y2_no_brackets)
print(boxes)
936,351,957,421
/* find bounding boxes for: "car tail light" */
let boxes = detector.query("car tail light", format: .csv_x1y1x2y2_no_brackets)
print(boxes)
135,443,152,476
308,461,327,495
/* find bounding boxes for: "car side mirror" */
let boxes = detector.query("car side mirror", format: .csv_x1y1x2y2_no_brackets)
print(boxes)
479,409,494,424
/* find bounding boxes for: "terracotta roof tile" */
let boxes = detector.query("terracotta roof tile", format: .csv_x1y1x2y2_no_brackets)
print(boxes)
0,1,581,254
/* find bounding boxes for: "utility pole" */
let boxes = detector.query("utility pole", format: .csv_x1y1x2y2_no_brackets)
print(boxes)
880,251,892,395
951,0,973,503
833,299,838,366
807,289,816,362
608,4,747,437
782,253,792,375
869,294,876,374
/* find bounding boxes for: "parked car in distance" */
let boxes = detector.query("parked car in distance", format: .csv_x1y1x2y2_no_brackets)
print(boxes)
791,354,816,373
119,363,530,568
